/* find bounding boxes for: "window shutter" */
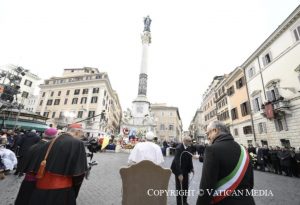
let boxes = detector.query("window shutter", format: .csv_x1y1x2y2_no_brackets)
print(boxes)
263,122,267,133
246,101,251,115
258,97,263,110
262,56,266,66
266,90,273,102
268,52,273,62
274,87,280,100
274,120,280,132
252,99,257,113
240,104,245,116
258,123,262,134
283,116,288,131
294,29,299,41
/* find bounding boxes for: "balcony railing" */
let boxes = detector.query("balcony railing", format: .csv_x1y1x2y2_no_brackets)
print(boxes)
261,98,291,119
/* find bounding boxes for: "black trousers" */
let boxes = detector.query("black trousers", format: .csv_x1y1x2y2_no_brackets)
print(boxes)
175,174,189,205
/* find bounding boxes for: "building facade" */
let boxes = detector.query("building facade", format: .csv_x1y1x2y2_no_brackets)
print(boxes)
215,75,232,126
189,108,206,143
0,64,41,111
225,67,254,146
151,103,182,142
201,76,224,130
243,6,300,147
35,67,122,136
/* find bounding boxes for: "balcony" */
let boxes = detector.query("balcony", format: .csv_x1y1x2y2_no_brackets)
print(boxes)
261,98,291,119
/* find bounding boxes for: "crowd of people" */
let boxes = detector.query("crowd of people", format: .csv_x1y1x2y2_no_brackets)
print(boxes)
0,129,41,178
247,144,300,177
0,124,88,205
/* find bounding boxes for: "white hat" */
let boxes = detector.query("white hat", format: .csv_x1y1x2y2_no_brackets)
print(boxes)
145,131,154,141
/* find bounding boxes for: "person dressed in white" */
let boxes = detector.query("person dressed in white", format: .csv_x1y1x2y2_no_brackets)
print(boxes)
128,131,164,166
0,145,17,171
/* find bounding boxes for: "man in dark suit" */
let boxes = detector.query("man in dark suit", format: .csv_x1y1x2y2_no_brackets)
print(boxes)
171,136,194,205
196,121,255,205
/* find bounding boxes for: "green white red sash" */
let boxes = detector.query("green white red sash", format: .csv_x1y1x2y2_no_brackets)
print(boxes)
212,145,250,204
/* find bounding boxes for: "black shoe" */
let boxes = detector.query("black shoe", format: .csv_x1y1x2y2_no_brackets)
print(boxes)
18,173,24,177
14,171,19,175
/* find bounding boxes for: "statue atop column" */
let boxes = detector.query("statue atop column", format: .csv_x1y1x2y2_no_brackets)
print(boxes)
143,15,152,32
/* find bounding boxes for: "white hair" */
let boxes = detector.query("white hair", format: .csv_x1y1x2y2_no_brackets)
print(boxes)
207,121,230,134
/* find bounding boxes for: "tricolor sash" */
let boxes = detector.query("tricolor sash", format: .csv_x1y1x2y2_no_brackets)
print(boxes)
212,145,250,204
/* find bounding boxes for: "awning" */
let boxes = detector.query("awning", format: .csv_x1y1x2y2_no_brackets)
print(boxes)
2,120,49,131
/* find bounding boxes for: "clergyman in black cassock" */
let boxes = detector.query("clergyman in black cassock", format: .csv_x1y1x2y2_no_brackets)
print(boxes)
26,124,87,205
15,128,58,205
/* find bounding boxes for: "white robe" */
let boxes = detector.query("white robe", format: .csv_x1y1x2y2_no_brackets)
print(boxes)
0,147,18,170
128,142,164,165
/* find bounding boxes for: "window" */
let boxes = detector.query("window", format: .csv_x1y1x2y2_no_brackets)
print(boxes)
96,75,101,79
54,99,60,105
102,99,105,106
160,124,165,130
266,88,280,102
262,52,272,66
241,101,250,116
88,111,95,118
72,98,78,104
243,126,253,134
51,92,54,97
24,80,33,87
81,97,87,104
258,122,267,134
43,112,49,117
91,96,98,103
47,99,53,105
234,128,239,136
231,108,238,120
52,112,56,118
227,86,235,96
64,99,68,105
93,88,99,93
66,90,70,95
104,90,107,96
36,112,40,115
248,67,256,79
218,110,229,121
58,91,61,96
275,117,288,132
236,77,245,89
77,111,83,118
22,91,29,98
169,125,174,131
252,96,262,112
74,89,80,95
293,25,300,41
39,100,43,106
82,89,89,94
42,92,45,97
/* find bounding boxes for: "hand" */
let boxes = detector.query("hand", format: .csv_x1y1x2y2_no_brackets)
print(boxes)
191,169,194,175
178,174,183,182
193,154,200,159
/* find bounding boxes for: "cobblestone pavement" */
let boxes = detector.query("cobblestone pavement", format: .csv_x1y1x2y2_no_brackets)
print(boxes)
1,152,300,205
